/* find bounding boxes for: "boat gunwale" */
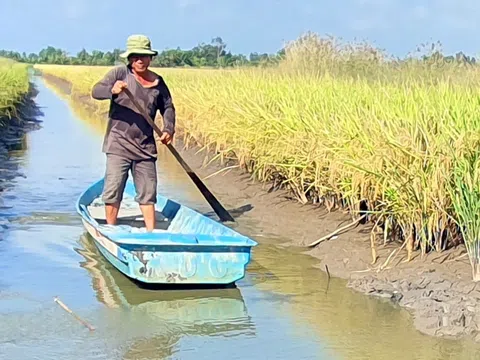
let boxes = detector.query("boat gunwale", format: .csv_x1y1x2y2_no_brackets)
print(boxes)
75,178,258,249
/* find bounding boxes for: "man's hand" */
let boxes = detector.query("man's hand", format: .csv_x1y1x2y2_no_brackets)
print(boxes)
111,81,127,95
159,132,173,145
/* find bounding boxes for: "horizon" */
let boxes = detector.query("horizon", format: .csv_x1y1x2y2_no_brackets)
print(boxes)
2,0,479,58
1,34,473,61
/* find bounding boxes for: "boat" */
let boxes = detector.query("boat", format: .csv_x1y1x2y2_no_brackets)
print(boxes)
74,234,256,356
75,178,257,286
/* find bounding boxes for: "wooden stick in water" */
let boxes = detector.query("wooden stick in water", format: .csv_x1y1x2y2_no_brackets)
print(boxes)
54,296,95,332
324,264,331,295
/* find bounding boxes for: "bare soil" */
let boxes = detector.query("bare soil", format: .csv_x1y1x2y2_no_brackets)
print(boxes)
40,72,480,343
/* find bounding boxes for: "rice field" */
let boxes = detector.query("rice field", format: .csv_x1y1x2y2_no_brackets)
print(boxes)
0,58,30,126
33,35,480,281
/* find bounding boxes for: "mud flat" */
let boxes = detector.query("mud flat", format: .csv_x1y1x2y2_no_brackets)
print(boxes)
39,73,480,344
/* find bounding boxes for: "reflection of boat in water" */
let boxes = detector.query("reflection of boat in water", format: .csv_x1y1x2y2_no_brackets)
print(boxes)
76,233,256,353
76,179,257,286
122,334,179,360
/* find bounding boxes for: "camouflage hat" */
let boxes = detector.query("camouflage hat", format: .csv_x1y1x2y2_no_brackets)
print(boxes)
120,34,158,58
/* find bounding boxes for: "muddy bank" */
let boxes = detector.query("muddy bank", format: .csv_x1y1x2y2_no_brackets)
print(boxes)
39,72,480,344
175,137,480,343
0,81,43,232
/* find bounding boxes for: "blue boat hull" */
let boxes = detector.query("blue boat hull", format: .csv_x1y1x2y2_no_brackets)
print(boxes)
76,179,257,286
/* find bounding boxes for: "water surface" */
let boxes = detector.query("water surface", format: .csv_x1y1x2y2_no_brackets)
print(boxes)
0,77,479,359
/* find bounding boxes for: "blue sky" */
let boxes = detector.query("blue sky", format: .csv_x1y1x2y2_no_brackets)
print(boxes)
1,0,478,58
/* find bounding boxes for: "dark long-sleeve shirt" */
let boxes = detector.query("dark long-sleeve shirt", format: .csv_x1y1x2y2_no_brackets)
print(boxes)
91,64,176,161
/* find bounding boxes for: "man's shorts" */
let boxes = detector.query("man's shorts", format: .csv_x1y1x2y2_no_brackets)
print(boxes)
102,153,157,205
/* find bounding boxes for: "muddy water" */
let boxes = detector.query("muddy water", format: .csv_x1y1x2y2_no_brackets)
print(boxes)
1,77,480,360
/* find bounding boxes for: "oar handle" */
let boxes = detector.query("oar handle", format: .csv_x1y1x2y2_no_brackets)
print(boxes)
123,88,165,138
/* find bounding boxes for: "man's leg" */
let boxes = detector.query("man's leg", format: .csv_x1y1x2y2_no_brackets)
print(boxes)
102,154,131,225
132,158,157,232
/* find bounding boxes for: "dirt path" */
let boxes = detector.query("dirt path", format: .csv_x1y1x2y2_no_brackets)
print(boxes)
39,72,480,344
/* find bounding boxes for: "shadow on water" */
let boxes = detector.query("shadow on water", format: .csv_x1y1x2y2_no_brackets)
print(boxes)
0,82,44,195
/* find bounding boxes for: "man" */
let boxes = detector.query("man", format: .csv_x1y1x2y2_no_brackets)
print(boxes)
91,34,175,232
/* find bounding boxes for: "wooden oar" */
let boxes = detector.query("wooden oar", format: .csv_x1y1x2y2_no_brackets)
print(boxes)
123,88,235,223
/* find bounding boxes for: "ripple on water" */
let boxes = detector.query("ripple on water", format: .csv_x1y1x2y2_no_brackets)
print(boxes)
0,306,118,360
8,212,81,226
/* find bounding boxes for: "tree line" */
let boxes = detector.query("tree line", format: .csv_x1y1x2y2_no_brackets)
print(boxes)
2,34,476,69
0,37,284,68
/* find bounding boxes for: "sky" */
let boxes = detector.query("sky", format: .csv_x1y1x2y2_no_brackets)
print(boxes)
1,0,479,59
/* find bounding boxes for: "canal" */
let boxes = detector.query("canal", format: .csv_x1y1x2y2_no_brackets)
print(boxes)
0,77,479,359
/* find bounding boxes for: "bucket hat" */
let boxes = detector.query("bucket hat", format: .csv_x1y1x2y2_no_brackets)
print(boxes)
119,34,158,58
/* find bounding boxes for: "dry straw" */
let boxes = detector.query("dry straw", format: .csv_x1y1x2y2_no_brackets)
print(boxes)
34,33,480,281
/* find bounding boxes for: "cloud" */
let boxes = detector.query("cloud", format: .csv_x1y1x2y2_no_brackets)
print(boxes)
176,0,200,9
62,1,88,20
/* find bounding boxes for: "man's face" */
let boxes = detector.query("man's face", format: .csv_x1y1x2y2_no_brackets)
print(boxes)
129,54,151,73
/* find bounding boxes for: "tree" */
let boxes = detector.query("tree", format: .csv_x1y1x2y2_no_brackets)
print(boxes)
0,36,285,68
